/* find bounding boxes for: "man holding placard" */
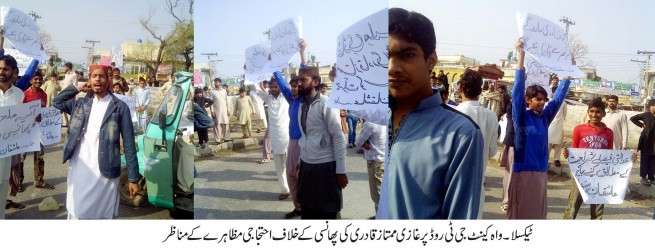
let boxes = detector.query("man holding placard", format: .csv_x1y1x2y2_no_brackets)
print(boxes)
564,98,638,219
53,65,140,219
19,71,54,190
563,98,612,219
0,55,27,217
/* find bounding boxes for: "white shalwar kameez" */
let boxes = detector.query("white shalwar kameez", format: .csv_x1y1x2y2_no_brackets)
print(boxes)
66,95,120,219
265,93,290,193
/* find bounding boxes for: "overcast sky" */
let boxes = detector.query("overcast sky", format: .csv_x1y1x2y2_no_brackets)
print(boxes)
2,0,190,65
390,0,655,84
195,0,386,78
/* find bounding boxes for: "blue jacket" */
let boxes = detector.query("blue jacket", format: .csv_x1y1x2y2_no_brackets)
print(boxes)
193,102,214,129
377,91,485,219
53,85,140,182
512,68,570,172
274,71,302,140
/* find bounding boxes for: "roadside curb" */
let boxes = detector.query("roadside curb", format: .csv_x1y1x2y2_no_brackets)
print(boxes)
195,136,264,159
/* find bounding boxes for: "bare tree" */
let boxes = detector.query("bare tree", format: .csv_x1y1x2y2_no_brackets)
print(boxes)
38,24,54,51
138,0,193,76
568,34,593,68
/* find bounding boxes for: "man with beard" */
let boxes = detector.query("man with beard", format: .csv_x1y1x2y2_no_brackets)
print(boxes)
296,66,347,219
377,8,484,219
53,65,140,219
112,68,129,94
265,77,291,200
208,78,232,143
0,55,28,216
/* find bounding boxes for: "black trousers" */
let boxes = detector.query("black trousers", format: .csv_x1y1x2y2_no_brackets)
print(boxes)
640,154,655,181
297,160,342,220
197,127,209,145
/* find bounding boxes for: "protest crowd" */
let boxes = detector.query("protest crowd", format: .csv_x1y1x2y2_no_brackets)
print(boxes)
0,13,185,219
379,8,649,220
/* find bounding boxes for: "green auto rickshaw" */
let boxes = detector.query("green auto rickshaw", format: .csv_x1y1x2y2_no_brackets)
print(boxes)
120,71,194,219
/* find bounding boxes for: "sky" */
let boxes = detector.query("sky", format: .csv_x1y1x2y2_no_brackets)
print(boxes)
195,0,387,78
390,0,655,85
2,0,190,65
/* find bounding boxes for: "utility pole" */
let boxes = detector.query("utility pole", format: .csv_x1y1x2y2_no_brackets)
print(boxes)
637,51,655,100
631,59,647,88
28,11,41,22
559,16,576,39
201,52,218,83
85,40,100,65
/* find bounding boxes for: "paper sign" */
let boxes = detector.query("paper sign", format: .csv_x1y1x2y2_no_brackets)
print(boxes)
4,48,37,76
40,107,61,146
115,94,138,122
244,42,273,84
101,57,111,66
517,13,583,78
328,9,388,111
0,6,46,61
567,148,633,204
524,55,553,97
0,101,41,158
267,17,302,72
111,45,123,68
193,69,202,86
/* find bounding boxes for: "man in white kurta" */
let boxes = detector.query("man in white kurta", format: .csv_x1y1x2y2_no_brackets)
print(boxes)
265,80,290,198
135,78,151,133
605,95,629,150
66,94,118,219
208,78,231,143
455,69,499,219
54,65,140,220
60,63,78,127
251,83,271,162
547,98,567,165
0,56,25,219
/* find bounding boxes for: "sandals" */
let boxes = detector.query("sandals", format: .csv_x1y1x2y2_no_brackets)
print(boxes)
5,200,25,209
284,209,301,219
278,192,290,200
259,159,271,164
35,181,56,190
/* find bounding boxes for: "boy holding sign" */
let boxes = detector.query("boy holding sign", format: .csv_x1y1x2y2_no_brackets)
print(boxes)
20,71,53,190
563,98,638,219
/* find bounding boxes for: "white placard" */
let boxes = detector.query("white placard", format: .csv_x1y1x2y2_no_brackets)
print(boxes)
0,6,46,61
3,48,39,76
0,101,41,158
567,148,633,204
329,9,388,111
244,42,272,84
267,17,302,72
524,55,552,97
517,13,583,78
111,44,123,68
115,94,138,122
40,107,61,146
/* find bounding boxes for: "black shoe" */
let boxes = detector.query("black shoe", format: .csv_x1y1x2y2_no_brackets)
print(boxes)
554,160,561,167
17,184,24,192
284,209,301,219
368,216,375,220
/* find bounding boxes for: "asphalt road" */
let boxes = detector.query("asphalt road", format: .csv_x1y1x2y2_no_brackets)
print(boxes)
195,145,376,219
5,130,173,219
195,145,654,220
